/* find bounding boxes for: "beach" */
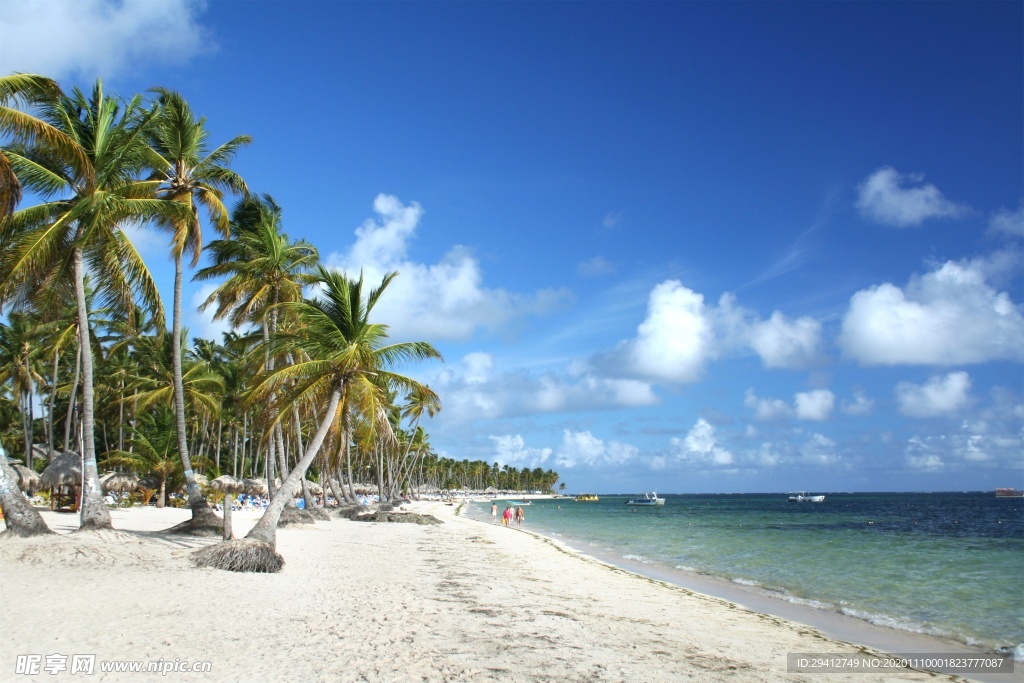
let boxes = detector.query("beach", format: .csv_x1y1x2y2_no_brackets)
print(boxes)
2,503,1016,682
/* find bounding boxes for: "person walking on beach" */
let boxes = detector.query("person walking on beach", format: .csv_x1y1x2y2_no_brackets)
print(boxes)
515,505,524,528
502,505,513,527
491,502,497,523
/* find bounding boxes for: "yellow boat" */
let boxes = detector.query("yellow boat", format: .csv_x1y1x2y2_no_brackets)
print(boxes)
574,493,599,502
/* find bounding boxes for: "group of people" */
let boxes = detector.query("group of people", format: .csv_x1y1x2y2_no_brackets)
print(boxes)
491,502,524,528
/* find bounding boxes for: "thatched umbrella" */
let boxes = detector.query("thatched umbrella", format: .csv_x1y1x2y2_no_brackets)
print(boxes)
39,452,82,511
193,473,209,488
210,475,245,541
243,478,268,496
100,471,138,494
302,480,323,496
13,464,41,494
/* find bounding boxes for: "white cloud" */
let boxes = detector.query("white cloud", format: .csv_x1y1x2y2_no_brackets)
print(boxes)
748,311,822,369
794,390,835,421
988,203,1024,239
327,194,572,341
600,285,824,382
189,283,232,342
602,211,622,229
839,260,1024,365
0,0,211,79
855,167,967,227
615,280,716,383
671,418,734,465
895,372,972,418
841,390,875,416
905,436,946,471
800,433,839,465
556,430,638,468
489,435,552,469
577,256,616,277
744,388,793,422
435,355,659,422
461,352,493,385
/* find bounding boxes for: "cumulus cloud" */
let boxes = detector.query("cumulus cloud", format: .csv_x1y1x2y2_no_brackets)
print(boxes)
839,260,1024,365
618,280,716,383
794,390,835,421
856,167,967,227
489,435,552,468
556,430,638,468
744,389,793,421
748,311,822,369
327,194,571,341
895,372,972,418
0,0,211,79
599,284,824,382
671,419,734,465
841,390,875,416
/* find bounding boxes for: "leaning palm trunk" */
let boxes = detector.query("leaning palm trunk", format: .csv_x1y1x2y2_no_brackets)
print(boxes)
0,452,52,537
168,252,220,535
192,386,341,572
73,247,111,531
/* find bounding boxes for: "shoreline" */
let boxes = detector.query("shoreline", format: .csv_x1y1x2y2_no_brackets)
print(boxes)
463,497,1022,664
1,504,1018,682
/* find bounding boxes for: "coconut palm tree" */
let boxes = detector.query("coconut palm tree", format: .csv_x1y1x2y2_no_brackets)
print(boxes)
0,80,188,530
145,89,250,532
195,194,318,494
192,267,441,572
0,73,85,216
0,440,52,536
0,311,43,467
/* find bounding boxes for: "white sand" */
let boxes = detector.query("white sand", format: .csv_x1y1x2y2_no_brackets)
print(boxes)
0,503,1005,682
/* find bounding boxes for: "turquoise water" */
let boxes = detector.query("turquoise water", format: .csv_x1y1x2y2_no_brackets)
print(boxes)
471,493,1023,656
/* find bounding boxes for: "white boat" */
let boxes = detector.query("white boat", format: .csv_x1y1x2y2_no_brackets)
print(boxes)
504,500,532,506
788,491,825,503
625,492,665,506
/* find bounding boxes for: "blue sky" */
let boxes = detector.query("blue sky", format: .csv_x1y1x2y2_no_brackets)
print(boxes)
2,0,1022,493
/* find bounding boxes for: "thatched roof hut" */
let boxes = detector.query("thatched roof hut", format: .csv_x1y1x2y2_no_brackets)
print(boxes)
100,471,138,493
210,475,245,494
39,452,82,489
303,480,323,496
243,478,268,496
137,473,162,490
13,463,41,494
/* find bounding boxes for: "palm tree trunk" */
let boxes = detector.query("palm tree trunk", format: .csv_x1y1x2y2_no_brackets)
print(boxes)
73,246,111,531
0,450,52,536
64,342,81,452
46,347,59,455
171,252,215,526
247,386,342,546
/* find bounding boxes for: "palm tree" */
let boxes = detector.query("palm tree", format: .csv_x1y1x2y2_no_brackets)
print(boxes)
195,194,317,495
0,73,84,216
103,405,183,508
0,440,52,536
193,267,441,572
0,311,43,467
0,80,188,530
146,89,250,532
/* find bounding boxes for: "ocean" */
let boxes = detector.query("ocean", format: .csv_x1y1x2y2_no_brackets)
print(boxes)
470,492,1023,658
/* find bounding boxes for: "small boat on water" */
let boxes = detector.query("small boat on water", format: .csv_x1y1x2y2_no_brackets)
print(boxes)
504,500,532,506
575,493,599,502
625,492,665,506
995,488,1024,498
788,491,825,503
